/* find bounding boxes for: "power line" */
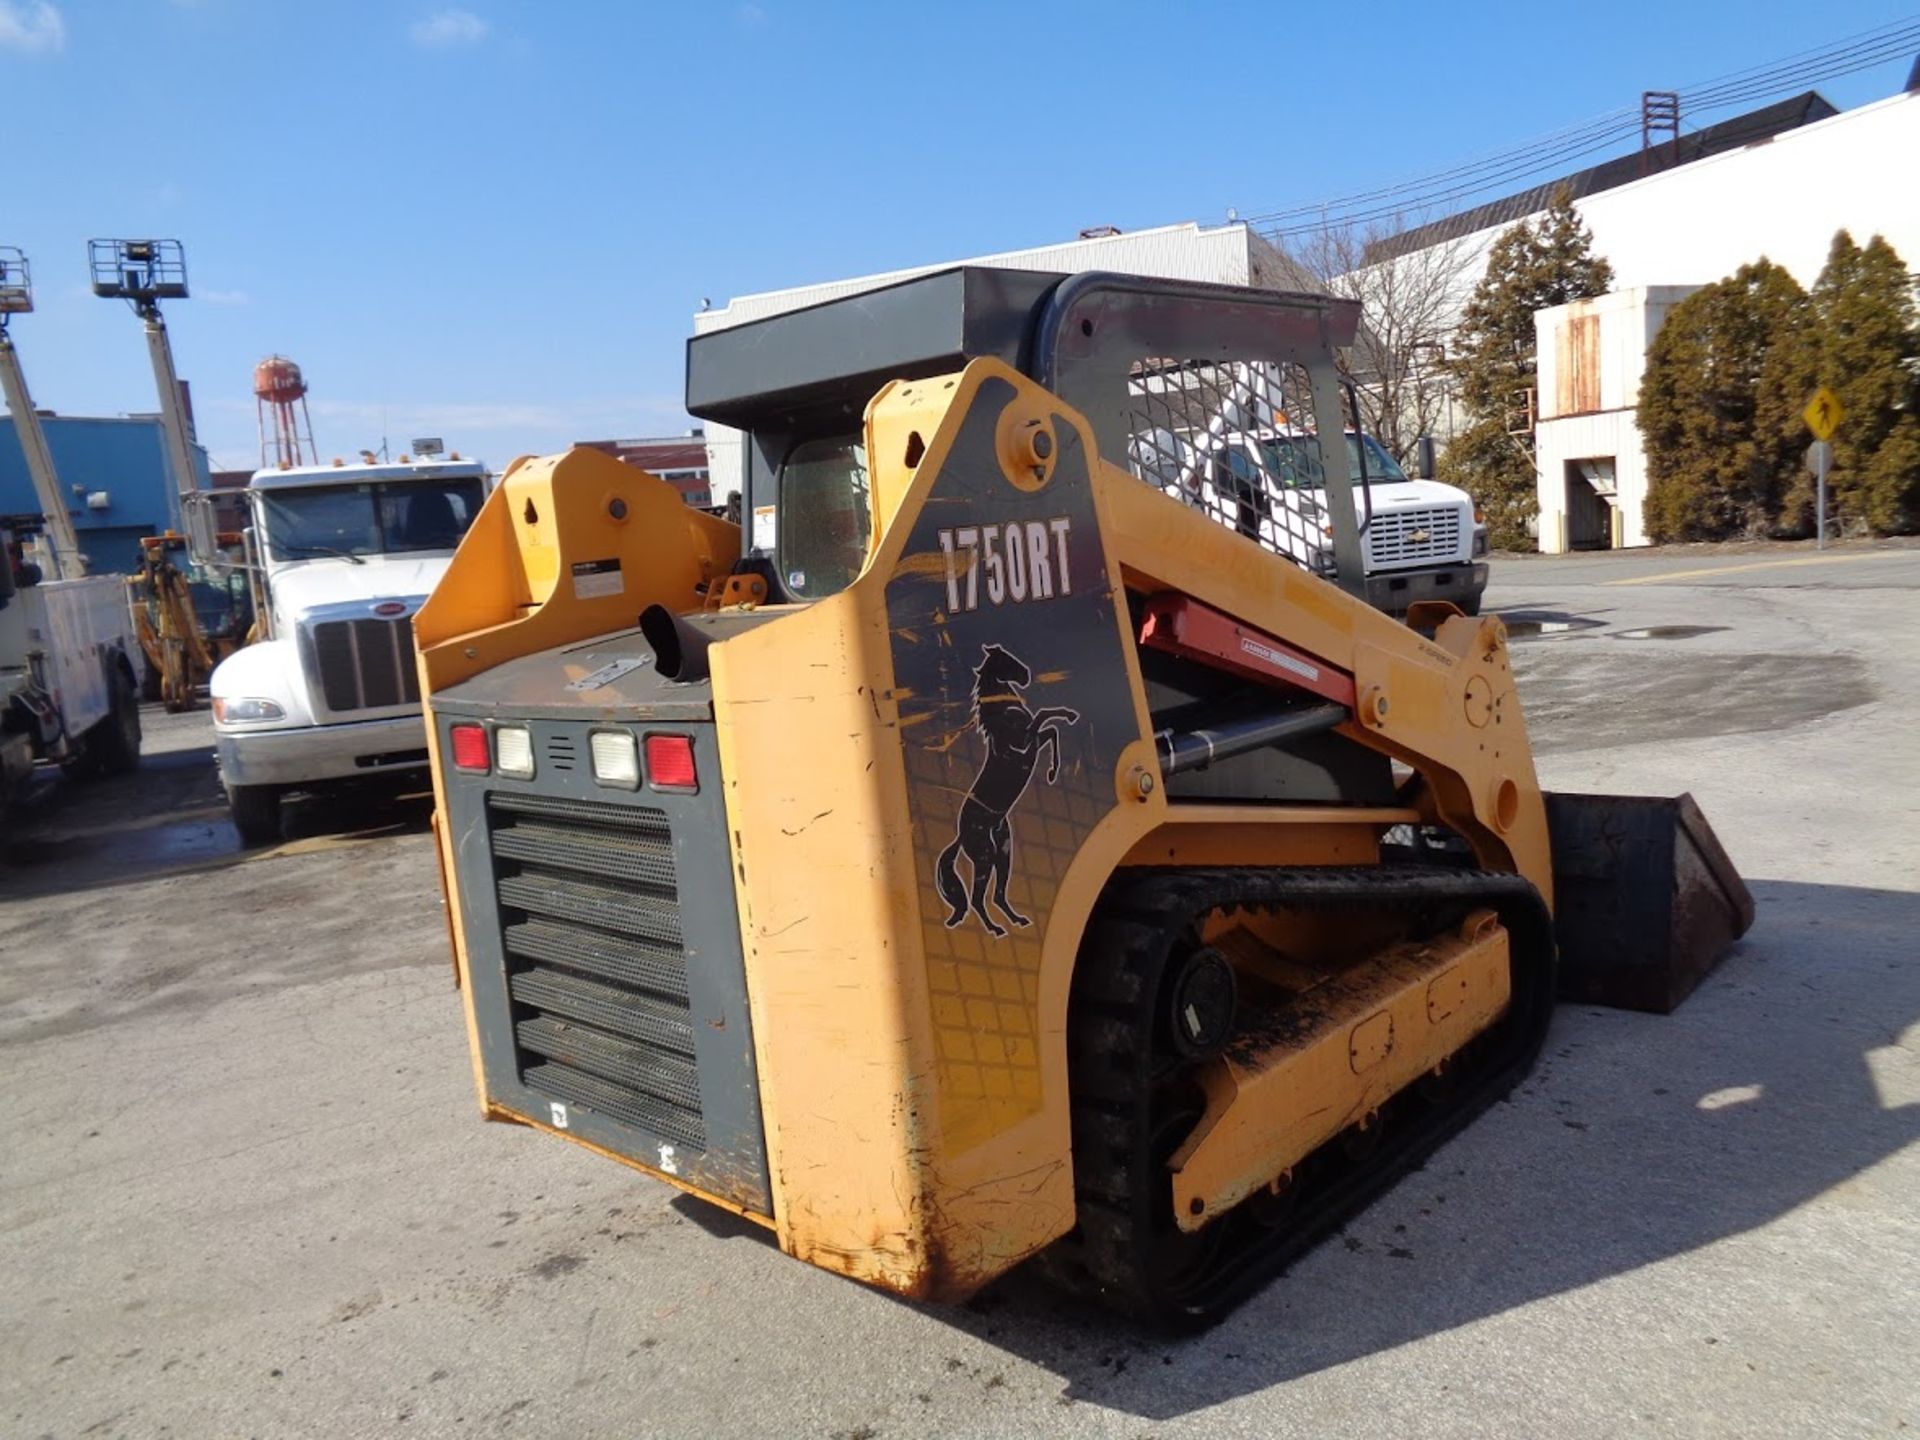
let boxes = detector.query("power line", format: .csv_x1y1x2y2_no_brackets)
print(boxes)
1686,20,1920,103
1239,107,1643,228
1258,22,1920,236
1263,120,1652,238
1245,15,1920,240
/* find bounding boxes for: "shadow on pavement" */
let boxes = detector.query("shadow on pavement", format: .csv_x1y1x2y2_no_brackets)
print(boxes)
907,878,1919,1418
668,1192,779,1246
0,723,433,900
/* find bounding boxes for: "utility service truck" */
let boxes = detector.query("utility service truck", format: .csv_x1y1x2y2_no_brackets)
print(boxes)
1,246,144,819
210,455,486,843
1,540,143,817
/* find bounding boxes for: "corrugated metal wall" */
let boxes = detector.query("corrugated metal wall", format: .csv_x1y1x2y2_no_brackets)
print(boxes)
692,221,1281,335
0,414,213,571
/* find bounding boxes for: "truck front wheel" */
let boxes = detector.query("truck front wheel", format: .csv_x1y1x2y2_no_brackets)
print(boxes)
227,783,285,846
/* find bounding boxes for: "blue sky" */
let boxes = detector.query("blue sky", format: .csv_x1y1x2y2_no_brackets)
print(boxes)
5,0,1916,471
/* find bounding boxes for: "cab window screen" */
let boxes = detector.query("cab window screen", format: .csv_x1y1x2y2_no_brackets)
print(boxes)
778,435,870,598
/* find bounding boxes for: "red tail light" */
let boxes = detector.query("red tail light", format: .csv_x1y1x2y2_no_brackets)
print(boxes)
450,723,490,773
645,733,697,791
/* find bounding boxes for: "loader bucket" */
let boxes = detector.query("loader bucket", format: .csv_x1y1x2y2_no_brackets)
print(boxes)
1545,792,1755,1014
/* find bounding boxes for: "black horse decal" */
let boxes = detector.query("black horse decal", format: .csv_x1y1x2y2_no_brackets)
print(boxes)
934,645,1080,938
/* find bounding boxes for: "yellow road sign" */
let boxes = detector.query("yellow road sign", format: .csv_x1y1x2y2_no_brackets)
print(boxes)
1804,386,1845,440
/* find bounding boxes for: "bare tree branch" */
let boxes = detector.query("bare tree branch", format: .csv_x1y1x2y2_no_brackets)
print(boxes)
1291,219,1477,464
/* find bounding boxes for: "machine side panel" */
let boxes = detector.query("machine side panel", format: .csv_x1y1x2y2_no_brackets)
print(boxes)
881,377,1143,1154
712,361,1165,1299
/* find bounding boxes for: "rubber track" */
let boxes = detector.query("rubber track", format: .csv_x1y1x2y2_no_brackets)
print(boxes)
1045,864,1556,1330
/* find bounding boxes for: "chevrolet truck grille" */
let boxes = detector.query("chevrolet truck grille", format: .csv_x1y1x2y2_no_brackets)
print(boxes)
1366,507,1461,568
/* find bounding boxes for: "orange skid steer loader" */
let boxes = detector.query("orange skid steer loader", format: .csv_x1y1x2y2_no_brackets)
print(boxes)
414,270,1751,1326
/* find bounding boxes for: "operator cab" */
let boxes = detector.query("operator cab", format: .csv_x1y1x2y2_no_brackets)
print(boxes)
688,268,1060,605
686,267,1395,809
687,266,1373,608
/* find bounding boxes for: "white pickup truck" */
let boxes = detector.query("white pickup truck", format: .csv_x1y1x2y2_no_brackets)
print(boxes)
209,457,487,843
1185,428,1490,615
1,547,143,817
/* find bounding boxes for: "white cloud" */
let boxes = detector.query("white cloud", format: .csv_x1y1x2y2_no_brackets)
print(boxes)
734,3,767,29
197,288,250,307
0,2,66,54
409,8,488,47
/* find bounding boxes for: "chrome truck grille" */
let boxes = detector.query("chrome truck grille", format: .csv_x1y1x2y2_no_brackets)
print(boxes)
307,616,422,714
1366,507,1461,568
485,791,705,1152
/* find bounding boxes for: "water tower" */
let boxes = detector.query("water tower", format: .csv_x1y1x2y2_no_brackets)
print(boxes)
254,354,316,469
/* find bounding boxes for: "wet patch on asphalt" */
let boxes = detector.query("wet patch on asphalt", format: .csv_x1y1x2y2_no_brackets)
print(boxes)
1514,649,1876,753
1611,625,1730,641
1495,610,1607,639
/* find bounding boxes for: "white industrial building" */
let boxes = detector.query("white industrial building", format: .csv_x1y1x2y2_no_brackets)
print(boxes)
691,221,1320,500
1359,88,1918,327
1531,287,1700,551
1358,85,1920,550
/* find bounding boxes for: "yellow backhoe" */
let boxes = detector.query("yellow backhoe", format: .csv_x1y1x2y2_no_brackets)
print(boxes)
127,531,250,712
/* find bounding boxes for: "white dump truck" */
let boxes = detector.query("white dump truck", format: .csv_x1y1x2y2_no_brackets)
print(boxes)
0,543,144,817
209,456,487,843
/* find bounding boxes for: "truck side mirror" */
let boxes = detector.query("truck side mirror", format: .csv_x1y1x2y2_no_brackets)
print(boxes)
1413,435,1437,481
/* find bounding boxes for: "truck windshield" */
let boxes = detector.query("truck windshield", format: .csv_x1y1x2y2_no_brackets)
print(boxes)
1257,434,1409,489
259,477,485,562
778,434,870,598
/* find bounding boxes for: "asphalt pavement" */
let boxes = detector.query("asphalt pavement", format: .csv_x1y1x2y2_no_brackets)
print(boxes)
2,540,1916,1439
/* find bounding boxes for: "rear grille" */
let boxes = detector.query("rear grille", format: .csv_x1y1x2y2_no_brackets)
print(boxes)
487,791,704,1152
309,616,421,713
1366,507,1462,568
545,735,578,772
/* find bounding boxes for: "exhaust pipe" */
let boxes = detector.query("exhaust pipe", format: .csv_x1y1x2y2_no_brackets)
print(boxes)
639,604,712,683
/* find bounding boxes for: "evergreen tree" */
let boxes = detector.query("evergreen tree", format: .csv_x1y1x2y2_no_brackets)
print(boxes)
1780,231,1920,533
1754,288,1820,535
1435,417,1534,547
1441,190,1615,547
1638,260,1807,541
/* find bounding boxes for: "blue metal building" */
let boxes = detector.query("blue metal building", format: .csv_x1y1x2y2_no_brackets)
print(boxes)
0,413,212,575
